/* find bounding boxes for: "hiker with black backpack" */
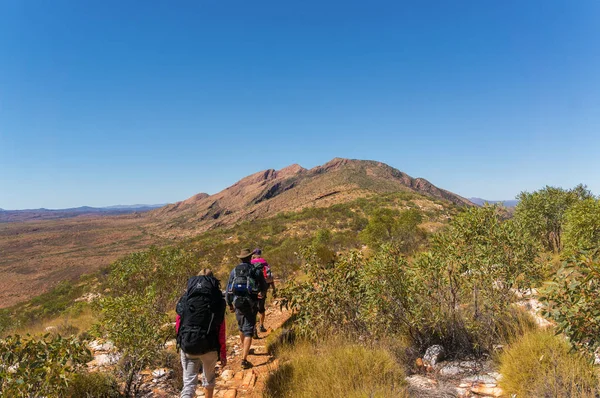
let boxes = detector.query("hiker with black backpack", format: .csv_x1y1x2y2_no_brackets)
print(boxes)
225,248,267,369
251,248,276,336
176,269,226,398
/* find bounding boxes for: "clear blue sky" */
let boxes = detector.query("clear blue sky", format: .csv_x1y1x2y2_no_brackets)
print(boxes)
1,1,599,209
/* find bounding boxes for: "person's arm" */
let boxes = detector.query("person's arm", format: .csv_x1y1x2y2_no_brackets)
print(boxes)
218,320,227,366
225,269,235,309
257,267,268,294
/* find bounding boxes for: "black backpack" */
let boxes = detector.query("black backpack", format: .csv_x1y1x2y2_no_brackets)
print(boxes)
228,263,259,310
176,275,225,355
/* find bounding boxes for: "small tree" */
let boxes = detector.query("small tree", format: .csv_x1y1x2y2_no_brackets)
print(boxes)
413,205,541,354
515,184,592,253
94,289,169,397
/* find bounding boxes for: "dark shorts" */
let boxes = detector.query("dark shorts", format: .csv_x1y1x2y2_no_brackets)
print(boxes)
257,295,267,314
235,308,257,337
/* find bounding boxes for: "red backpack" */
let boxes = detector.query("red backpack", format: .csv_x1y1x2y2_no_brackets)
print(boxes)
252,258,274,284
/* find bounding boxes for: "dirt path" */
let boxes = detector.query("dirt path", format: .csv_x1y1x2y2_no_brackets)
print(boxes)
206,303,291,398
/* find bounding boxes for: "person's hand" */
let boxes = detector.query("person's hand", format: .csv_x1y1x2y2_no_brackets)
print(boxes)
257,292,264,299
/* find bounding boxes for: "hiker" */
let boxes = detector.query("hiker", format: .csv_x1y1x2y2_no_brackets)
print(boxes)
225,248,267,369
176,269,227,398
251,248,276,335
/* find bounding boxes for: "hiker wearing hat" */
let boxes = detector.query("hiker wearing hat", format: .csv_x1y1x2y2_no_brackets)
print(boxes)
225,248,267,369
251,248,276,336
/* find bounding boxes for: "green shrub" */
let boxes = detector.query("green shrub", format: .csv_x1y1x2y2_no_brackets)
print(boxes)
281,206,542,356
499,330,599,397
264,340,408,398
515,184,593,253
563,198,600,255
412,205,542,354
93,289,169,397
66,371,122,398
359,208,425,253
0,334,92,397
542,250,600,352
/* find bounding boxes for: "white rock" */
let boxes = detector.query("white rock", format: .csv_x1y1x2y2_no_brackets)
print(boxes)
152,368,168,378
405,375,438,390
91,353,120,366
221,369,234,381
88,339,115,352
423,345,445,367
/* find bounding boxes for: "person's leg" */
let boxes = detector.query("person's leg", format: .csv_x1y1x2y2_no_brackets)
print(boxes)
257,296,266,331
259,311,266,328
199,351,219,398
180,350,202,398
240,308,256,365
242,334,252,360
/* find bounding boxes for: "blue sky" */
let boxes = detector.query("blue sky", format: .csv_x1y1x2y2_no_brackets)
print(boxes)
1,1,599,209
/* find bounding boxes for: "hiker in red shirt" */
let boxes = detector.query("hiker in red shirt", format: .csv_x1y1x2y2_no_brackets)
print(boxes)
251,248,276,336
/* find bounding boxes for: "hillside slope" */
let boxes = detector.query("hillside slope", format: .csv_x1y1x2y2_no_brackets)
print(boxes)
149,158,472,238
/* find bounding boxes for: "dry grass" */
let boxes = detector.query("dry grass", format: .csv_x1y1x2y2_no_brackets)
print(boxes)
499,330,599,397
264,338,409,398
14,306,97,337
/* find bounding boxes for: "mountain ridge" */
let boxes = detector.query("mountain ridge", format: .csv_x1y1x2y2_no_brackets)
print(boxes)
148,158,472,237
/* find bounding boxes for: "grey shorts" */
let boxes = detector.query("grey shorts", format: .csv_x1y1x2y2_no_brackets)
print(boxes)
235,308,257,337
180,349,218,397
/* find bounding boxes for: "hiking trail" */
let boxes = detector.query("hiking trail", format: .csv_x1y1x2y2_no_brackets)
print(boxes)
205,303,291,398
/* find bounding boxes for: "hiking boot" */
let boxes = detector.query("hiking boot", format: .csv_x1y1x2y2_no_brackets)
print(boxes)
259,325,267,333
241,359,253,369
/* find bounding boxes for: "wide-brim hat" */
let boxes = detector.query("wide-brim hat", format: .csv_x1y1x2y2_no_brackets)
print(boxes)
236,248,253,259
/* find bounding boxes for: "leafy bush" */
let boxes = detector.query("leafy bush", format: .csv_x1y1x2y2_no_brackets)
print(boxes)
499,330,599,397
359,208,425,253
0,334,92,397
412,205,541,354
93,289,169,397
279,247,369,339
515,184,593,252
66,371,122,398
542,250,600,352
563,198,600,255
264,340,408,398
281,206,542,356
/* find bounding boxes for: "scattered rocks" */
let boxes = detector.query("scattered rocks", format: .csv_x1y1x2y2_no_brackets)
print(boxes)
75,292,101,303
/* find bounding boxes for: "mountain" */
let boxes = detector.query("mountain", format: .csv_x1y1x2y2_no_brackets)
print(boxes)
149,158,472,237
469,198,519,208
0,204,165,223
